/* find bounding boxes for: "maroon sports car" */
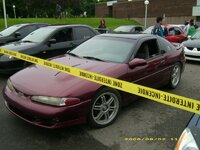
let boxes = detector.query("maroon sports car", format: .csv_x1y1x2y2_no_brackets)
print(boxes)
3,34,185,128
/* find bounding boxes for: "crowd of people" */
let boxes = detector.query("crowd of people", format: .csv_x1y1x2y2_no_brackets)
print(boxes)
152,16,199,38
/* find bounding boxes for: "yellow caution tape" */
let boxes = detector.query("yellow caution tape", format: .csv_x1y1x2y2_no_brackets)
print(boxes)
0,48,200,114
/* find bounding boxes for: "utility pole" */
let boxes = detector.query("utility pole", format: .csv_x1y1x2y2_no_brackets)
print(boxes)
2,0,8,28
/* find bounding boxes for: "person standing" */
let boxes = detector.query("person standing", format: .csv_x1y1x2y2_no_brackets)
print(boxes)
56,2,62,19
152,16,164,37
187,19,196,37
184,20,190,33
98,19,106,29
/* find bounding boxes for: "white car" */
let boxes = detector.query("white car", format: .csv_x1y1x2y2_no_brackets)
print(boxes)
183,31,200,61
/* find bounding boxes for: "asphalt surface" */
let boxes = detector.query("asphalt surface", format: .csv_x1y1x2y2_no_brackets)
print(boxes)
0,61,199,150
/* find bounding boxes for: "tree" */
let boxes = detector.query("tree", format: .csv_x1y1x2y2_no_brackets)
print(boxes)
0,0,104,18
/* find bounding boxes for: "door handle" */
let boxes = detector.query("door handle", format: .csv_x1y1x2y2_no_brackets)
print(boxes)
160,60,165,65
154,60,165,66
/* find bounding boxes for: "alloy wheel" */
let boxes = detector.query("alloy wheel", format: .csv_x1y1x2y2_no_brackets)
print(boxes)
92,92,119,126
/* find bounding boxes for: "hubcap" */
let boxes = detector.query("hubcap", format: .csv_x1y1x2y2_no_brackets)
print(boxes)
171,65,181,87
92,92,119,125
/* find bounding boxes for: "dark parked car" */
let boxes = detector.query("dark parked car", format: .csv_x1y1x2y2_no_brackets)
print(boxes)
143,25,187,43
175,114,200,150
0,25,99,74
3,34,185,128
113,25,145,34
0,23,48,46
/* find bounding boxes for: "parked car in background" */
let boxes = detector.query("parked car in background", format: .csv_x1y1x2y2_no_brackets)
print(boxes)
182,30,200,61
94,28,111,34
3,34,185,128
0,25,99,74
143,25,187,43
113,25,145,34
175,114,200,150
168,24,185,32
0,23,49,46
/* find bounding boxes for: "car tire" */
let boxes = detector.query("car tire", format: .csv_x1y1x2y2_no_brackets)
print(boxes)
88,87,121,128
168,62,181,89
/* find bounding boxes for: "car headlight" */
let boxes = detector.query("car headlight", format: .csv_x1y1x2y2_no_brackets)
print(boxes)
0,54,13,60
31,96,80,107
7,79,15,92
175,128,199,150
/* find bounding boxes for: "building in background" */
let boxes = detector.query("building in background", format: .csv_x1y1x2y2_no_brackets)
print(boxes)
193,0,200,22
96,0,199,26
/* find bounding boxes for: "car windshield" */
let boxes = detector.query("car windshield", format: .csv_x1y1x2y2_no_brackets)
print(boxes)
22,27,56,43
114,26,133,32
70,36,135,63
0,25,23,36
191,31,200,39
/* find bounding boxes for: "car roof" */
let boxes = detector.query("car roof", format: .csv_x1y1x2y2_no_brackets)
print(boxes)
96,33,156,40
116,25,143,27
11,23,49,27
46,24,92,29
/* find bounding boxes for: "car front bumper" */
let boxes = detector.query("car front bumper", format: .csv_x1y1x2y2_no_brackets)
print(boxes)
184,47,200,61
3,86,91,129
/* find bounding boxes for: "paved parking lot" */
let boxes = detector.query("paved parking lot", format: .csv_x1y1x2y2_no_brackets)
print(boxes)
0,61,199,150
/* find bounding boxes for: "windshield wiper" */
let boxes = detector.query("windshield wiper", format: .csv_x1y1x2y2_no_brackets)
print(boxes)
83,56,104,62
66,52,80,58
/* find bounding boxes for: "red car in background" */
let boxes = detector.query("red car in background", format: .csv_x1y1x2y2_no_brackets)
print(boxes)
143,25,187,43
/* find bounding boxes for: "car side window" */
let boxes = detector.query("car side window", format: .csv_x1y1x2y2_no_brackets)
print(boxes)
135,42,149,59
135,39,160,60
74,27,95,40
134,27,143,33
52,28,73,43
158,37,176,52
168,27,175,35
17,25,38,37
174,27,182,35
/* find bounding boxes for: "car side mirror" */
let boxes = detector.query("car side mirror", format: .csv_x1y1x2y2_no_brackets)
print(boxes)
128,58,147,69
14,32,21,38
48,39,56,45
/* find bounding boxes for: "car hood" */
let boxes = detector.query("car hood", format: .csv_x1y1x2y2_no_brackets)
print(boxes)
183,39,200,48
10,55,128,97
1,41,38,52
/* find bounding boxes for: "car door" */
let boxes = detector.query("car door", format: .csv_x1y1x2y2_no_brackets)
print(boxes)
128,38,167,88
40,27,75,59
73,27,96,46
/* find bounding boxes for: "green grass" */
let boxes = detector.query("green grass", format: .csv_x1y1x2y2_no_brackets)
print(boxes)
0,18,140,30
